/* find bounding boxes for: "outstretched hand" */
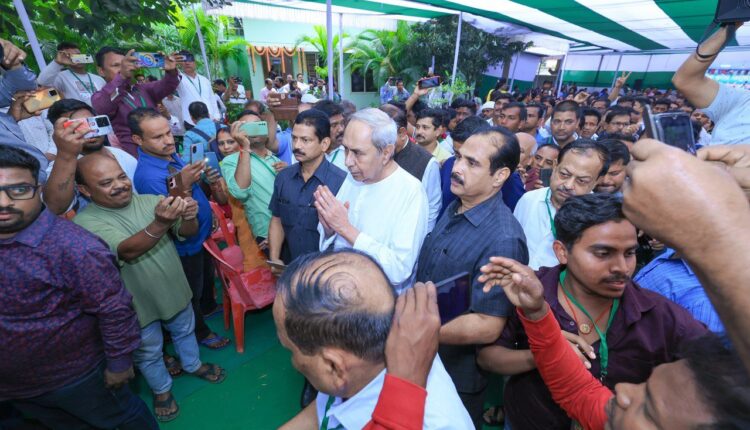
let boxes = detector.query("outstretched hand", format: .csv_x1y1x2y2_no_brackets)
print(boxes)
479,256,547,320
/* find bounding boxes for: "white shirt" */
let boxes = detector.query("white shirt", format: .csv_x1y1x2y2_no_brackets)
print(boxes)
513,187,559,270
162,96,184,136
438,135,455,155
37,62,105,105
423,156,442,231
319,166,429,291
703,83,750,146
315,356,473,430
16,114,54,157
325,145,347,172
177,72,221,125
229,84,248,105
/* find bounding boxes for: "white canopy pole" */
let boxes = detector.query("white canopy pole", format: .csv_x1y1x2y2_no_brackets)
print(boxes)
13,0,46,69
339,13,344,100
611,54,623,87
556,54,569,96
509,52,520,91
451,12,463,86
326,0,334,100
192,5,212,82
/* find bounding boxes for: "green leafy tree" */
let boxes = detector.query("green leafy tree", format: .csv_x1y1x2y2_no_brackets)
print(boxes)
294,25,349,79
346,21,421,88
406,15,529,87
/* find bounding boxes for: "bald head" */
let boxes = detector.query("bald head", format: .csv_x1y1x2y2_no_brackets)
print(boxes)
275,250,395,363
76,151,132,208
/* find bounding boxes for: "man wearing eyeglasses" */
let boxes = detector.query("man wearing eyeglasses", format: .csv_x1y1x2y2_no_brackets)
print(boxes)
0,144,157,429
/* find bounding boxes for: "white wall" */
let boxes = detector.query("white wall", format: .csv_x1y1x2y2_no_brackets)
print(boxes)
485,52,542,83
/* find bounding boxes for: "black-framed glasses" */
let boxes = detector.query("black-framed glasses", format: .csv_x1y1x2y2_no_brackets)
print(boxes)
0,184,40,200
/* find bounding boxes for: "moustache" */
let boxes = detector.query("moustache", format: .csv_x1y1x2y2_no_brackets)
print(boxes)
0,207,23,215
603,274,630,283
293,149,306,156
450,172,464,186
110,187,130,197
415,135,425,140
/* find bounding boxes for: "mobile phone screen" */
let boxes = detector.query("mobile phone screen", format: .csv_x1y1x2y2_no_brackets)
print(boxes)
204,152,222,176
435,272,472,325
657,113,696,154
418,77,441,89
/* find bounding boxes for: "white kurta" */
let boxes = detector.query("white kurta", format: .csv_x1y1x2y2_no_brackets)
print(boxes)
513,187,559,270
319,166,429,291
177,72,221,125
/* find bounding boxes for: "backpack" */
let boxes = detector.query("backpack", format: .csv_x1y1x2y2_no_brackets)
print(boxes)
188,121,224,159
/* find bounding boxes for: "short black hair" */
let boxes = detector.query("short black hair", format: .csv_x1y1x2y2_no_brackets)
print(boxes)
276,249,395,362
681,334,750,429
633,96,650,108
558,139,609,178
617,96,634,105
653,98,671,109
442,108,457,128
188,101,210,121
95,46,125,68
0,145,41,183
580,107,602,125
503,102,527,121
416,108,443,129
492,92,513,103
127,107,163,137
410,99,428,115
56,42,79,51
452,116,491,143
605,107,632,123
552,100,580,120
451,97,477,115
47,99,95,125
313,99,344,119
535,143,561,154
526,102,546,119
591,97,609,107
213,79,226,87
379,104,408,130
469,127,520,175
294,109,330,141
236,109,262,122
541,95,557,108
598,131,637,143
555,193,626,249
598,139,630,166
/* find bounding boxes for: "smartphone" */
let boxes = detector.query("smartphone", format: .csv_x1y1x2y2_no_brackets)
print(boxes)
23,88,61,113
70,54,94,64
63,115,112,138
204,152,222,176
165,172,188,198
418,76,442,89
435,272,472,325
240,121,269,137
266,260,287,272
540,168,553,188
134,52,165,68
189,143,205,165
174,53,195,63
643,105,696,154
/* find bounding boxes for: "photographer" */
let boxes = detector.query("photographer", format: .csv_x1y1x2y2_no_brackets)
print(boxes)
0,39,50,181
672,23,748,146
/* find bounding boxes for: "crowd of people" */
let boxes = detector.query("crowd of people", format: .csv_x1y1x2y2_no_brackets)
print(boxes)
1,20,750,430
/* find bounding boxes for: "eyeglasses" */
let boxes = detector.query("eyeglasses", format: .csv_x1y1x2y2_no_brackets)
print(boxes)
0,184,40,200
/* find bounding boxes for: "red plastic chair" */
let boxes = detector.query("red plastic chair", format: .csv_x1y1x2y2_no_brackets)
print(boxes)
204,238,276,353
209,201,236,245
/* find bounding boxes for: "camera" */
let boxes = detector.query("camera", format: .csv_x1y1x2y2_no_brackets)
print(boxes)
63,115,113,139
715,0,750,23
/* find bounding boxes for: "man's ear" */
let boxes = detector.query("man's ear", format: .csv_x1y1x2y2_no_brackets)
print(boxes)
320,136,332,153
382,144,395,162
78,182,92,200
320,347,349,396
132,134,143,146
492,166,511,189
552,240,568,266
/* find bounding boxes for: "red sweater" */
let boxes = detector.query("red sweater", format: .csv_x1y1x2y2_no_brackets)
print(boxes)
364,374,427,430
519,307,613,430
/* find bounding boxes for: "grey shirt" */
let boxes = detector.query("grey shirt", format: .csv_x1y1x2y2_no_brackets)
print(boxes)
416,190,528,393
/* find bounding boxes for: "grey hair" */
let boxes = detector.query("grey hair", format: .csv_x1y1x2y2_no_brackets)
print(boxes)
349,108,397,152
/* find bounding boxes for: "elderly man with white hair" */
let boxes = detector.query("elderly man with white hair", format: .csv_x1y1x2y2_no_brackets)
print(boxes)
314,108,429,292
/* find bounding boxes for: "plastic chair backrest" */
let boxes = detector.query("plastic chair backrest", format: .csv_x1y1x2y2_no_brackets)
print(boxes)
204,239,275,309
209,201,237,247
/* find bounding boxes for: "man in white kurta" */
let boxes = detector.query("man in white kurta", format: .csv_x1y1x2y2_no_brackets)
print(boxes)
176,54,221,127
315,108,429,292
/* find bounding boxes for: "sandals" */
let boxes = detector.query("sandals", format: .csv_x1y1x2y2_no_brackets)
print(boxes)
482,406,505,427
153,391,180,422
199,333,231,350
163,354,183,377
191,363,226,384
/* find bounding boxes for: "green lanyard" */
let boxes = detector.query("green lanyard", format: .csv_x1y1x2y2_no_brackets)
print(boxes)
250,152,277,177
559,269,620,380
320,396,336,430
330,149,339,163
545,188,557,238
123,92,147,110
69,70,95,93
184,74,202,95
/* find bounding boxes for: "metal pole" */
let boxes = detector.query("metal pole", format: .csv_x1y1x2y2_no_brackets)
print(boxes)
326,0,334,100
13,0,46,69
509,52,520,91
592,55,604,89
451,12,463,86
339,13,344,100
555,54,569,96
192,6,212,82
610,54,623,88
642,54,653,89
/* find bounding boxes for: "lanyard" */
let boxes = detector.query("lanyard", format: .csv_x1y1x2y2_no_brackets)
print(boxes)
320,396,336,430
250,152,277,177
69,70,95,93
559,269,620,380
184,74,202,95
123,92,147,110
330,148,339,163
545,188,557,238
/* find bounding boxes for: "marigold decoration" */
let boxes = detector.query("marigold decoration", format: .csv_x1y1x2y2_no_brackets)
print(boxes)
249,46,305,74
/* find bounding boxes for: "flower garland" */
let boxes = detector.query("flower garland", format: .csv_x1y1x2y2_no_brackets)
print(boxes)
249,46,305,74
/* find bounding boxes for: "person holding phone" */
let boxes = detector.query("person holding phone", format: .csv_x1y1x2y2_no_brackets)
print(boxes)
37,41,106,105
176,50,221,129
91,47,180,158
415,127,528,428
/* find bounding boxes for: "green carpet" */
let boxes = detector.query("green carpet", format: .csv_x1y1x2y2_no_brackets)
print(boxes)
134,307,303,429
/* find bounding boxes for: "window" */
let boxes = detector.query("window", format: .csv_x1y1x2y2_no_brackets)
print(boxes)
351,69,375,93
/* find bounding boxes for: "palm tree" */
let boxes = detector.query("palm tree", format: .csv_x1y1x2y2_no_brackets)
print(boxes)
294,25,349,79
347,21,420,87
